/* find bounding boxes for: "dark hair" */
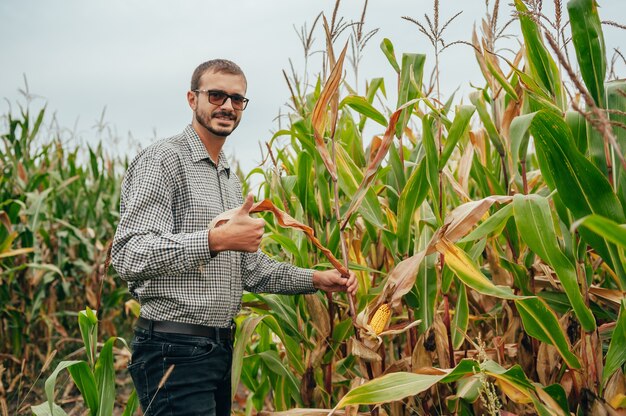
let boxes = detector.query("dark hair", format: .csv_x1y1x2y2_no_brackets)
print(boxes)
190,59,246,91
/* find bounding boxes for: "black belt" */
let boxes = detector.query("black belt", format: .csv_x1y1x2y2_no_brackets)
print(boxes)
136,317,235,341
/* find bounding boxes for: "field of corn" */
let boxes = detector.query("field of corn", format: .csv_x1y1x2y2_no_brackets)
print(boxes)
1,0,625,414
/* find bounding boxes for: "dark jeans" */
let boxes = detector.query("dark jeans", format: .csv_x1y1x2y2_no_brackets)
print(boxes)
128,327,233,416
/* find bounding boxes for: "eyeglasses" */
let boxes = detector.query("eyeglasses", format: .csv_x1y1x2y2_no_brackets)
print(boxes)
193,89,249,110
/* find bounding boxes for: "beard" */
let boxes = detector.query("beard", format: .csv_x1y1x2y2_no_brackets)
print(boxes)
195,109,240,137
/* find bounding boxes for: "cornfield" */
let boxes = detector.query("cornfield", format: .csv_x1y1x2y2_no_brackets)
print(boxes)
1,0,625,415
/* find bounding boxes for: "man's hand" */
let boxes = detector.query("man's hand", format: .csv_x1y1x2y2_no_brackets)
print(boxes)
209,193,265,253
312,269,358,295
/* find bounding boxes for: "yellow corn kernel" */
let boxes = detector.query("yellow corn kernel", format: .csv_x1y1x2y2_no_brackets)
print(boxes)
369,303,391,335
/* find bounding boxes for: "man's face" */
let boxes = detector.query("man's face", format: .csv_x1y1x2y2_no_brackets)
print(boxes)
191,70,247,138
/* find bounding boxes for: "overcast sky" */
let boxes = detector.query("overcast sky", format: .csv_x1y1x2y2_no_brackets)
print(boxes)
1,1,624,175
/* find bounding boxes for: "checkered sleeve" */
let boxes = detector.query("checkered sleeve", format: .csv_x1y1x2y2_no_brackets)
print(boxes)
241,250,317,294
111,147,211,281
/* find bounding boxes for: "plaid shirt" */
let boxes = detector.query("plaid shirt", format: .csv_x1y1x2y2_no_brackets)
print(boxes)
112,125,316,328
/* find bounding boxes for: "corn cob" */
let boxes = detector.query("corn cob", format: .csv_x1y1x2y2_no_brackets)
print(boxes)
369,303,391,335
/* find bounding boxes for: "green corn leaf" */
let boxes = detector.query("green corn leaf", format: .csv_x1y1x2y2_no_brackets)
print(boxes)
513,194,596,331
366,77,386,104
44,361,84,414
380,38,400,74
469,91,505,156
417,251,438,333
296,151,320,222
67,363,99,414
121,390,139,416
567,0,606,108
458,204,514,243
514,0,564,108
89,146,99,181
530,109,626,287
78,308,98,368
340,95,387,127
258,350,303,406
397,161,429,255
482,360,535,392
423,115,440,213
451,283,469,349
515,298,581,369
603,298,626,385
332,318,354,343
252,294,300,339
334,359,479,408
335,145,386,229
542,384,570,416
232,315,267,399
573,214,626,251
396,53,426,138
268,234,302,263
435,238,521,300
31,402,68,416
509,113,534,174
250,307,307,374
565,111,588,154
360,78,387,131
484,357,569,415
607,80,626,203
439,105,475,168
94,337,116,416
501,256,533,296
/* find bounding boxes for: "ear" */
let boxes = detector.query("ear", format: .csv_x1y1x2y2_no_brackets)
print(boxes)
187,90,197,110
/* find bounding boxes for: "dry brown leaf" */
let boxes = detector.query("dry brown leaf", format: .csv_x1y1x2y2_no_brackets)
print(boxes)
367,135,382,166
472,28,491,90
379,319,422,337
537,341,561,386
0,212,11,233
433,314,451,368
439,195,513,243
258,409,369,416
442,169,471,202
590,287,626,309
496,378,532,404
311,40,348,182
341,106,404,229
209,199,348,275
385,250,428,310
350,337,381,363
486,243,513,286
605,371,626,408
412,333,433,370
458,142,475,194
501,80,524,139
304,294,330,340
382,357,411,375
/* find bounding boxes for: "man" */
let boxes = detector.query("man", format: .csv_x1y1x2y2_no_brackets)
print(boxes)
111,59,357,415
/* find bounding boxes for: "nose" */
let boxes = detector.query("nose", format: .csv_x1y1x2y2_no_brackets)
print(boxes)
220,96,235,111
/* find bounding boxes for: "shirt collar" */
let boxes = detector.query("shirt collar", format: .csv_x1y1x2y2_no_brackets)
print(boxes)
184,125,231,173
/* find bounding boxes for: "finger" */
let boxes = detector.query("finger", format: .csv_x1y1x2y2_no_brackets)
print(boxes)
334,275,350,289
348,279,358,295
240,193,255,215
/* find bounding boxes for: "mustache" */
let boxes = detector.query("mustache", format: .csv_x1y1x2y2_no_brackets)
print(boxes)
212,110,236,120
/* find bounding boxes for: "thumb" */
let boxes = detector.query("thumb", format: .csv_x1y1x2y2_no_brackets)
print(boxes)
239,193,255,215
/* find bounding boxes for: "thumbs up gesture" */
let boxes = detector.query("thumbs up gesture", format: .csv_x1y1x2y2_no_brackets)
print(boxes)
208,193,266,253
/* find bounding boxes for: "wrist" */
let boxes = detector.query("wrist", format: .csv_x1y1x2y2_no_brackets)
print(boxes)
312,270,321,290
208,227,224,255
